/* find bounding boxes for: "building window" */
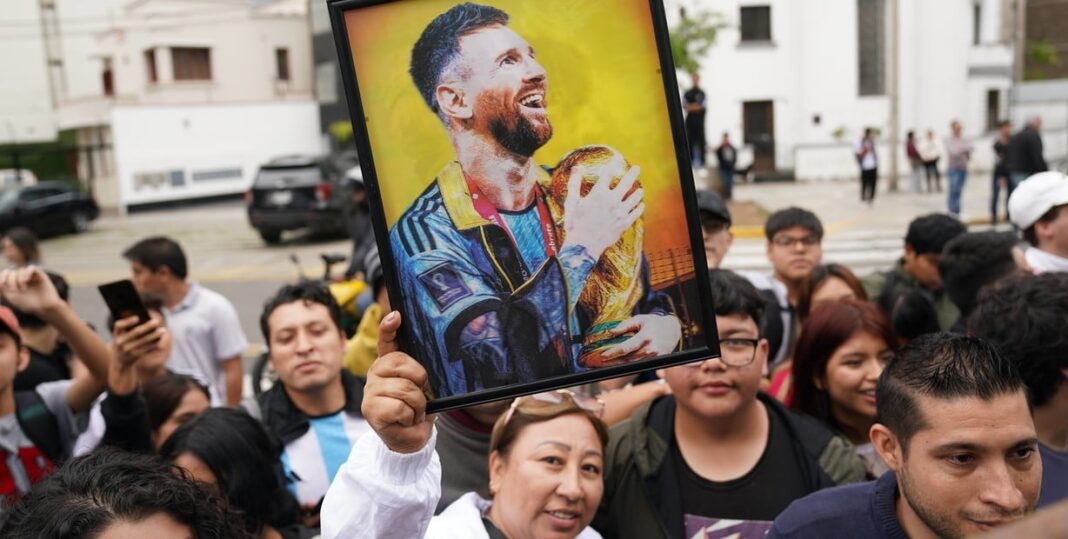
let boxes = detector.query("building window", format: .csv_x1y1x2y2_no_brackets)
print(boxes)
145,49,158,83
857,0,886,96
276,48,290,81
172,47,211,81
986,89,1000,132
102,57,114,96
740,6,772,42
973,2,982,46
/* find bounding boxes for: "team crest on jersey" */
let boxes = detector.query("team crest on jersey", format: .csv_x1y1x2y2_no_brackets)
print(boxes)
418,263,472,311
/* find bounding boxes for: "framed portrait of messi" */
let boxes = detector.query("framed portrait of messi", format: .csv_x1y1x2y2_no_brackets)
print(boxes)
329,0,719,411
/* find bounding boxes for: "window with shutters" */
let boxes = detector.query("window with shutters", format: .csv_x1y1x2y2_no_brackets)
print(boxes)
740,6,772,42
857,0,886,96
172,47,212,81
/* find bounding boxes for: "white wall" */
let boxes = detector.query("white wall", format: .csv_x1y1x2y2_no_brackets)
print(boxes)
0,0,58,144
111,101,320,206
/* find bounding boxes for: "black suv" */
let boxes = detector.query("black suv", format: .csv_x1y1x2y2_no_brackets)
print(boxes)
0,181,100,236
246,155,355,244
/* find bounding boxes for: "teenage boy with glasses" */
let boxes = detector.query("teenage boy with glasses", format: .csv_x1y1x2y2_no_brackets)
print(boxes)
594,270,865,539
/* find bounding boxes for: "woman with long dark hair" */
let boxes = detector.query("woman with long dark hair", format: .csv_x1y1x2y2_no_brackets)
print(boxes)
161,408,305,538
790,300,898,476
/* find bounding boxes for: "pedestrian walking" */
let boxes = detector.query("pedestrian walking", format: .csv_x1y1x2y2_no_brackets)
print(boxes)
944,120,973,217
715,132,737,200
855,128,878,205
905,131,923,193
919,129,942,192
991,120,1012,223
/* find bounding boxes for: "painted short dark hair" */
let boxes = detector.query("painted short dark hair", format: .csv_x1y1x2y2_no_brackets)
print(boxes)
122,236,189,279
875,332,1025,451
259,281,343,342
969,273,1068,408
764,207,823,242
409,3,509,115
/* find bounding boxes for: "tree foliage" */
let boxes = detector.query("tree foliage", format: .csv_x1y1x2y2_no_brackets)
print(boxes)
669,7,724,73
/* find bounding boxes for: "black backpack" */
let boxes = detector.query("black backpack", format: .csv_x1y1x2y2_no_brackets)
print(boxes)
13,390,65,466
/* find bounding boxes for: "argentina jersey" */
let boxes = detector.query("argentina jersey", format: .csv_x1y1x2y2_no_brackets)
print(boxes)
281,411,371,506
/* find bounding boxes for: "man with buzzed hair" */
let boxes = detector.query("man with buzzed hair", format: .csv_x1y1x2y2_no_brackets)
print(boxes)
394,3,680,397
769,333,1041,538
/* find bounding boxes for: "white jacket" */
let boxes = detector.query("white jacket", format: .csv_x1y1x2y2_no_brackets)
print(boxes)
321,427,603,539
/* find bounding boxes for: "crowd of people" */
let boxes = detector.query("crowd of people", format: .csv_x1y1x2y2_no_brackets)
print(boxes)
0,162,1061,538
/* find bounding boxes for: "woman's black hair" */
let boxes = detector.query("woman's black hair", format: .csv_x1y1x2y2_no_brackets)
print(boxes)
0,447,250,538
142,372,210,432
159,408,300,535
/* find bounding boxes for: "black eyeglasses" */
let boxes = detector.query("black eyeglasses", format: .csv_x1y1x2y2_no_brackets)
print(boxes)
771,235,820,248
684,337,760,368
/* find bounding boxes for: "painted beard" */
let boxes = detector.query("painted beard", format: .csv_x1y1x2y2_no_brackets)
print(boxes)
486,100,552,157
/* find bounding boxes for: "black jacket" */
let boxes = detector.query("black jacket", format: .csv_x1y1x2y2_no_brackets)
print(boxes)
1005,126,1047,175
594,394,866,539
252,370,366,446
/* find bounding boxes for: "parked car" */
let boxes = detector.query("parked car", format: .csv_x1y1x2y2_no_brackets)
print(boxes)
0,181,99,236
246,155,356,244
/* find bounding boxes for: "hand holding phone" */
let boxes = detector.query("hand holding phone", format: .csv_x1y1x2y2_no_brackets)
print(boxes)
98,279,151,327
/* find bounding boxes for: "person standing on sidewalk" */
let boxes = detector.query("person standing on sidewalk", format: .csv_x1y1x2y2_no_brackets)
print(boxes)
944,120,973,218
919,129,942,193
905,131,923,193
1006,116,1048,188
715,132,737,200
684,72,708,169
991,120,1012,224
855,128,878,205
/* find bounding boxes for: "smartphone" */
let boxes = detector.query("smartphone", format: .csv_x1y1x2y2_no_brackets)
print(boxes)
97,279,152,327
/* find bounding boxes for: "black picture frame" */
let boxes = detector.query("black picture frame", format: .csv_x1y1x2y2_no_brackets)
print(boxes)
329,0,719,412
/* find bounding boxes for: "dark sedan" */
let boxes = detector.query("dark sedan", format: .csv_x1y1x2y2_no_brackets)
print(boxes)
246,155,356,244
0,181,100,236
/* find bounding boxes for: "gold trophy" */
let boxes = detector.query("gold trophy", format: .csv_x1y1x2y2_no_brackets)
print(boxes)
543,145,644,368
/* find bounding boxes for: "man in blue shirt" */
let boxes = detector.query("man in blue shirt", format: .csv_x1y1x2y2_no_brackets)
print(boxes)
395,3,680,397
769,333,1041,538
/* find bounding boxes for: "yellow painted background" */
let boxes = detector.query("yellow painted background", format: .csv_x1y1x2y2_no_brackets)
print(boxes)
343,0,691,254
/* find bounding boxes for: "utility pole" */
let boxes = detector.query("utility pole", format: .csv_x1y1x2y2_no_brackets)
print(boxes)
887,0,900,191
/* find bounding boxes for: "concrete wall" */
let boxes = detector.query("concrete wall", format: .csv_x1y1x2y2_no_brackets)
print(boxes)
111,101,321,206
0,0,58,144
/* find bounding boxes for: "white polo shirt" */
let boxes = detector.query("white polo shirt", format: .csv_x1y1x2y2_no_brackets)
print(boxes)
164,283,248,405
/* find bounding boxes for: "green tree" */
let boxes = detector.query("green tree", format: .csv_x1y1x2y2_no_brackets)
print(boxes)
669,7,724,73
1025,39,1064,80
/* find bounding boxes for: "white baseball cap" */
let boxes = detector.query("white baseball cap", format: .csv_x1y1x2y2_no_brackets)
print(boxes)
1008,171,1068,230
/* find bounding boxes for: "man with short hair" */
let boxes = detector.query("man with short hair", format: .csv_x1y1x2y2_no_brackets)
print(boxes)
1008,171,1068,274
862,214,966,330
684,72,708,168
123,236,247,406
768,332,1042,538
696,189,733,270
396,3,679,397
252,282,371,524
944,120,973,217
938,231,1022,332
740,207,824,367
595,270,864,538
1005,116,1047,187
0,267,112,503
970,272,1068,507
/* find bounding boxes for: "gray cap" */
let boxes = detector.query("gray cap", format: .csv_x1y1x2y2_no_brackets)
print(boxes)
696,189,731,225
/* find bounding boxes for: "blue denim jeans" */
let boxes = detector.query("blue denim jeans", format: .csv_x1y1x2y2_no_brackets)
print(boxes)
720,166,734,200
947,168,967,215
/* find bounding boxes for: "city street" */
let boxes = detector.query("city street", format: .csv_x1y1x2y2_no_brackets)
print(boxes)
41,172,1008,356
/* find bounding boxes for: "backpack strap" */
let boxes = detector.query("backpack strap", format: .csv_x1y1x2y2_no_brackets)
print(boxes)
14,390,64,466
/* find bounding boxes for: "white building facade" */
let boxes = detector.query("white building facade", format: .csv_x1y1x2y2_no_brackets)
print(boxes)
669,0,1017,181
9,0,320,212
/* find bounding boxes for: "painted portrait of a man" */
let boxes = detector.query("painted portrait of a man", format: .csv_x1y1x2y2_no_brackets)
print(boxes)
389,3,683,397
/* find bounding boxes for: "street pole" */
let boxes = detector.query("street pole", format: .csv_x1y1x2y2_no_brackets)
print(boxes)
887,0,900,192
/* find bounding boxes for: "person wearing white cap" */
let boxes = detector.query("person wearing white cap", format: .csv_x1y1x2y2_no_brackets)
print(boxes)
1009,171,1068,274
